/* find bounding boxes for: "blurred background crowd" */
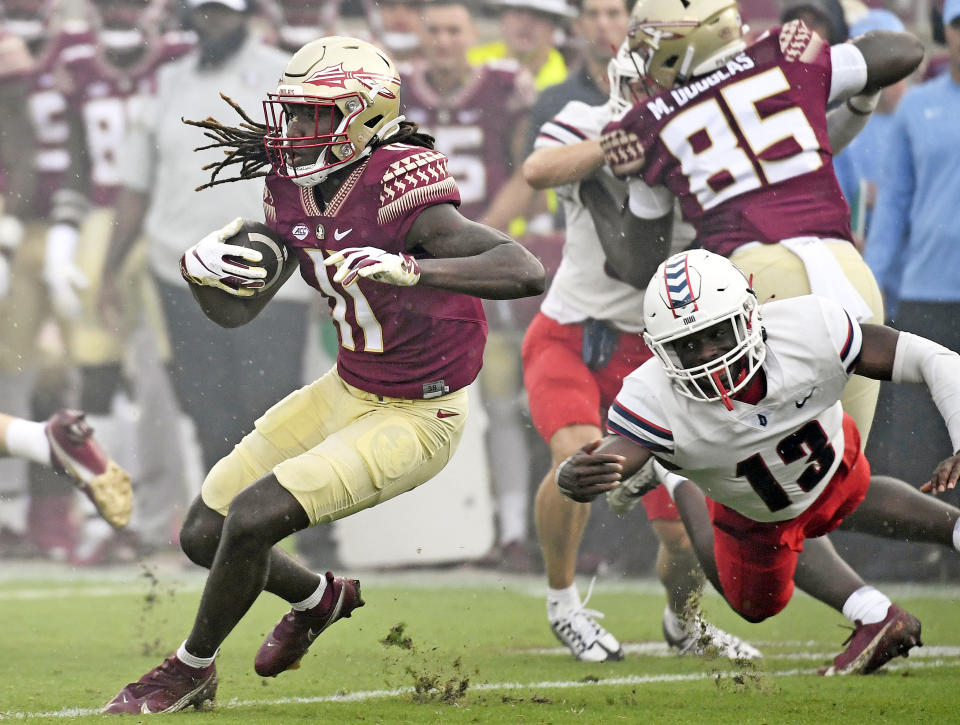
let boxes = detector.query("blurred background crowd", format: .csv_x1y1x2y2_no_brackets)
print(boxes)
0,0,957,584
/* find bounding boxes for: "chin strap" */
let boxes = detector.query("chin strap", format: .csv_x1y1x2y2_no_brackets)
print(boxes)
711,371,735,411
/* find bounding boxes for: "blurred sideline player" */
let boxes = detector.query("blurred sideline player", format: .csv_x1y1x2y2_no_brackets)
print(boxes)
363,0,424,65
599,0,918,445
0,0,92,559
0,409,132,531
102,35,544,714
42,0,194,562
557,249,960,676
261,0,342,55
401,0,543,570
522,42,758,661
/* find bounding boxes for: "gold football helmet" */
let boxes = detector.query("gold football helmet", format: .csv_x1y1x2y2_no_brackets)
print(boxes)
627,0,747,90
264,35,403,187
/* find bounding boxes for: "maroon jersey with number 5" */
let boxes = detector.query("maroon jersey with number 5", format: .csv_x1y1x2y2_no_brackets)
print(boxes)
602,21,853,257
264,142,488,399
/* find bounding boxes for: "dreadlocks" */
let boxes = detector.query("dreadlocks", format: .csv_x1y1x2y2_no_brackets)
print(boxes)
183,93,270,191
372,120,436,151
183,95,436,191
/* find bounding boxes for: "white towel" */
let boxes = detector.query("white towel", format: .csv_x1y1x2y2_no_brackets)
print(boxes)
780,237,874,322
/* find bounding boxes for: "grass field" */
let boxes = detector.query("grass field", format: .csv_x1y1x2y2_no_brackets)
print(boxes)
2,558,959,724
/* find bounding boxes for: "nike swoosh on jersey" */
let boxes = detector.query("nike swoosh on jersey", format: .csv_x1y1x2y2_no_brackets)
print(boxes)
334,228,352,240
795,390,815,408
437,410,459,419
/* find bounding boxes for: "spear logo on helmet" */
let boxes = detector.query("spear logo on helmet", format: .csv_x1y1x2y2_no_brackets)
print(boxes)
305,63,400,98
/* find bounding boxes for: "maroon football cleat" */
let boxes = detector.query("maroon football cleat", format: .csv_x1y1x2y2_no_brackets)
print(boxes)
44,409,132,529
821,604,922,676
101,655,217,714
255,571,364,677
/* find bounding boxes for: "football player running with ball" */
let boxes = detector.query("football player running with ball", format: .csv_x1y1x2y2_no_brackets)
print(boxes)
103,36,544,714
558,250,960,676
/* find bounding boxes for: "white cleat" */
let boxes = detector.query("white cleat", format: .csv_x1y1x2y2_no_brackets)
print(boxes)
662,608,762,660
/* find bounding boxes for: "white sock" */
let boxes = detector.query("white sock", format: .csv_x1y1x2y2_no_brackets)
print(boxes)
176,641,217,669
498,489,528,544
4,419,51,467
291,579,327,611
952,518,960,553
546,584,581,621
842,586,891,625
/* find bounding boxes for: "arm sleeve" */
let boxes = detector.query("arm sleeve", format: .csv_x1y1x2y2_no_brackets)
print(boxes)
828,42,868,103
864,103,914,304
627,178,674,219
892,331,960,453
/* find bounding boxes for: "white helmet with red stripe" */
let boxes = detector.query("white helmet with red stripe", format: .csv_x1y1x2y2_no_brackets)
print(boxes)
642,249,764,404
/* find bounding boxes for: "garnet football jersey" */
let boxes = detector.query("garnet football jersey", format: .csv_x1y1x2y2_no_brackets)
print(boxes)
58,31,193,207
264,143,487,399
608,295,863,522
21,25,90,219
401,60,533,221
602,21,853,257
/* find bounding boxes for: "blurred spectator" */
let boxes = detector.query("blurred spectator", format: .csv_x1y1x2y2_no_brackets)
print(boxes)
469,0,574,90
401,0,541,571
40,0,196,564
0,1,90,560
524,0,630,153
863,0,960,500
261,0,341,54
780,0,849,44
833,8,910,244
363,0,423,63
100,0,312,516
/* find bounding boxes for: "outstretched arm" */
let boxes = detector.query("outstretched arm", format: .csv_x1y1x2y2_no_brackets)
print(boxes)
522,139,605,190
403,203,545,299
858,324,960,492
555,434,651,503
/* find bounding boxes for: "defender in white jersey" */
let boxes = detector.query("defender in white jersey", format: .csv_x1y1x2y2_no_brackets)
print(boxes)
521,43,757,663
558,250,960,676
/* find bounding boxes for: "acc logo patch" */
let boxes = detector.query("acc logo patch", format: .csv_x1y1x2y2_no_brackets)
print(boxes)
292,223,309,240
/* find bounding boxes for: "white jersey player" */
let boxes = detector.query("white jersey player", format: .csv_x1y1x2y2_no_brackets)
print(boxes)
557,249,960,676
522,45,758,665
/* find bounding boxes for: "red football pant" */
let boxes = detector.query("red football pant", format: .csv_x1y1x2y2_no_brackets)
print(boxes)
522,312,677,520
709,414,870,621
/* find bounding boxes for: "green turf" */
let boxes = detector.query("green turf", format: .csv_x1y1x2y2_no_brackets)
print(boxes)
2,562,959,724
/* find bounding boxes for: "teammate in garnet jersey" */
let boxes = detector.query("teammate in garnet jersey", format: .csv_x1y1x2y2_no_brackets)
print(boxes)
599,0,924,444
558,249,960,676
0,1,103,559
102,36,544,715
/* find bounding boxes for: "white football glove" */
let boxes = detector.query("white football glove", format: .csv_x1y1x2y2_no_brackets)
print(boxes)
178,217,265,297
323,246,421,287
43,223,88,320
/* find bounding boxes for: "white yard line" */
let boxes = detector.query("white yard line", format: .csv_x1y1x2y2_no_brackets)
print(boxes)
4,656,960,720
